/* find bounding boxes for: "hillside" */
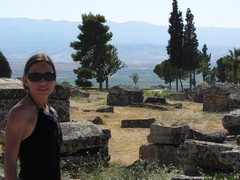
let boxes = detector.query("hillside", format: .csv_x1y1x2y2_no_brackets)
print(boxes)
0,18,239,67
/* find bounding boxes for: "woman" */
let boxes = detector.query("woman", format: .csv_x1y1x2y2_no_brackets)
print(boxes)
4,53,62,180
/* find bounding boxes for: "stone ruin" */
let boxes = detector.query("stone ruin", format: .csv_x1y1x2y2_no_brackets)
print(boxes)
107,86,182,110
139,109,240,178
193,84,240,112
0,78,111,170
107,85,144,106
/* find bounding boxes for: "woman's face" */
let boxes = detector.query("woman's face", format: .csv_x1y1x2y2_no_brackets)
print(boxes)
23,61,56,97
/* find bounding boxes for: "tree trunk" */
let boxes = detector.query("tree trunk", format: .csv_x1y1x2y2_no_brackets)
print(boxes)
99,82,103,91
189,70,192,91
179,79,183,89
233,61,238,84
175,67,179,92
106,76,109,90
193,70,196,88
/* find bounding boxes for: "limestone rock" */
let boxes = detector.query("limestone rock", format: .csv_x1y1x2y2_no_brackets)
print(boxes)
202,84,240,112
177,139,239,175
222,109,240,135
147,122,190,144
60,121,111,155
121,118,156,128
107,85,144,106
139,143,180,167
96,105,114,113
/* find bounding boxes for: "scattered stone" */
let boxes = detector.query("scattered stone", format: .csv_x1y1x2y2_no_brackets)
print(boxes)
89,116,103,125
96,105,114,113
121,118,155,128
70,87,90,98
143,97,166,104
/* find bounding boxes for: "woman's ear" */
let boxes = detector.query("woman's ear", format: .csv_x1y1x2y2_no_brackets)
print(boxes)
22,75,29,88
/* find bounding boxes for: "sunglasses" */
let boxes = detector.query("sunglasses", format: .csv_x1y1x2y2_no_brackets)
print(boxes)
27,72,56,82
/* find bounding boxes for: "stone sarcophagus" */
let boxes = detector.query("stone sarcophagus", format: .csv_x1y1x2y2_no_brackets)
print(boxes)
0,78,71,131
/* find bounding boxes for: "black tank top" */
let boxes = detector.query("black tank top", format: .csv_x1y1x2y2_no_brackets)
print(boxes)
18,107,62,180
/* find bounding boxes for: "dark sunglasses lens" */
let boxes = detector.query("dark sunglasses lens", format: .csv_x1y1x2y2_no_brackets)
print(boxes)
28,72,56,82
44,72,56,81
28,73,42,82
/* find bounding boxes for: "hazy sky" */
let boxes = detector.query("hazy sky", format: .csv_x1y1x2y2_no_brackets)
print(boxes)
1,0,239,28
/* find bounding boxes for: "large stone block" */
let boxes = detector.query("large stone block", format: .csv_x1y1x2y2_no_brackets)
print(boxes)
139,143,180,167
222,109,240,135
60,121,111,155
177,139,240,175
107,85,144,106
147,122,190,144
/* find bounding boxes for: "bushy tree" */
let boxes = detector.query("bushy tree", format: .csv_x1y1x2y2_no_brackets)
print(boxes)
0,51,12,78
102,45,126,90
70,12,124,91
153,59,175,89
166,0,184,91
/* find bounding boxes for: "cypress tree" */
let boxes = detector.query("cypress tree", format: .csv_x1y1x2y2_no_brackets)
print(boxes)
182,8,199,90
166,0,184,91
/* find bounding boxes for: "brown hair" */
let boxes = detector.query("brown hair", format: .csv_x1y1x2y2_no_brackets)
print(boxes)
23,53,56,90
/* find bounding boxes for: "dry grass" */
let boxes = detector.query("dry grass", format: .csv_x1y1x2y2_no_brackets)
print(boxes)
70,90,227,166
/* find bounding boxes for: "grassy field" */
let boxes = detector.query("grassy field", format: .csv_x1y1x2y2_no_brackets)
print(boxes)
70,90,226,166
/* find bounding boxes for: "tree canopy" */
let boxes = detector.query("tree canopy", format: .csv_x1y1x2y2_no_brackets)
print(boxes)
70,12,125,90
0,51,12,78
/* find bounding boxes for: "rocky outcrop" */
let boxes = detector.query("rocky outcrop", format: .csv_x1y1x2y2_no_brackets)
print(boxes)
107,85,144,106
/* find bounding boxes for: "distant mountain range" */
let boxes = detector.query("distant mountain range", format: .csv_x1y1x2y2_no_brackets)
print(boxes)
0,18,239,68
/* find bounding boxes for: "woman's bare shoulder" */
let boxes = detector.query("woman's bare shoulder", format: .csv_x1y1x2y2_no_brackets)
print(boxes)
7,102,36,125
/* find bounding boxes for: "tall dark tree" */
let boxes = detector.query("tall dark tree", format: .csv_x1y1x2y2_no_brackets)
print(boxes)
200,44,211,82
182,8,199,90
216,57,228,83
0,51,12,78
70,12,123,91
166,0,184,91
229,48,240,84
199,44,211,82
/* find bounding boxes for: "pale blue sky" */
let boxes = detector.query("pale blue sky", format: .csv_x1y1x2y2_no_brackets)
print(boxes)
0,0,239,28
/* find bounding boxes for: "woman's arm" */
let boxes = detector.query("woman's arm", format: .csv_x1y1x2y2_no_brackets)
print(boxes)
4,106,27,180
